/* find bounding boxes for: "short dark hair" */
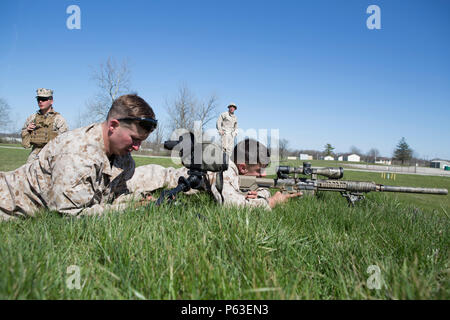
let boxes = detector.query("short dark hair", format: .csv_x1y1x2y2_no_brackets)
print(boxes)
232,138,271,166
107,94,155,131
107,94,155,119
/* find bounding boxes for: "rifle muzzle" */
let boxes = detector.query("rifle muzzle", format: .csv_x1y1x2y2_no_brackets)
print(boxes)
377,185,448,195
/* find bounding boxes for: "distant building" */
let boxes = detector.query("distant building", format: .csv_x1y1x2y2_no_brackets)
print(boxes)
430,159,450,170
338,153,361,162
299,153,313,160
287,156,297,160
375,157,392,165
0,136,21,143
324,155,334,161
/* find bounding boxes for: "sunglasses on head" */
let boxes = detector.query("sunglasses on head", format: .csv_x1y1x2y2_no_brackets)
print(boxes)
37,97,51,102
116,117,158,132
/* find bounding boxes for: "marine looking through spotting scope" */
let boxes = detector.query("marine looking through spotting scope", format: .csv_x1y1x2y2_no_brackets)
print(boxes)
155,132,229,206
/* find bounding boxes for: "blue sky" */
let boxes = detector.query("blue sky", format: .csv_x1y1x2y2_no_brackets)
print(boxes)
1,0,449,159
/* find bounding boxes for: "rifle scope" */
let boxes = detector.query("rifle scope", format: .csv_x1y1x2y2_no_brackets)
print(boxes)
277,162,344,180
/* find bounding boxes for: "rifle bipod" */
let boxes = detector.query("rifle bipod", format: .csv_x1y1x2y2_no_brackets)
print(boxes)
155,170,207,206
341,192,365,206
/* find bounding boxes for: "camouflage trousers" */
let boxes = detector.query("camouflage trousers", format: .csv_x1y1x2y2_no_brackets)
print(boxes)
221,133,235,154
26,147,43,164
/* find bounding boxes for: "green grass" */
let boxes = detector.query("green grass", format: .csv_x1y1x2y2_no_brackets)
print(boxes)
0,147,30,171
0,149,449,299
0,143,22,148
133,155,182,168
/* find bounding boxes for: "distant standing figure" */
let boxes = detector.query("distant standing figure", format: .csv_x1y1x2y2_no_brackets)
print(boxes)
21,88,69,163
216,102,238,154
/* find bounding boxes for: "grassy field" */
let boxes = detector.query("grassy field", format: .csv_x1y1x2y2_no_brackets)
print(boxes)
0,147,449,299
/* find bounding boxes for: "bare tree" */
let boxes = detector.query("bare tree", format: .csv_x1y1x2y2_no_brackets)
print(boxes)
166,85,196,132
166,85,218,134
146,119,167,151
196,94,219,128
366,148,380,163
0,98,11,131
288,148,301,157
279,138,290,159
349,145,362,155
82,57,132,125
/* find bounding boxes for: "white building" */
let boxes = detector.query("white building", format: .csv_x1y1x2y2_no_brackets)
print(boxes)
299,154,313,160
430,159,450,170
348,154,360,162
338,154,361,162
324,155,334,161
375,157,392,165
1,136,21,143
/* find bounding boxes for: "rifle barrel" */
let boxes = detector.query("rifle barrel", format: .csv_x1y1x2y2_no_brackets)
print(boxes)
377,185,448,195
297,180,448,195
316,180,448,195
239,177,448,196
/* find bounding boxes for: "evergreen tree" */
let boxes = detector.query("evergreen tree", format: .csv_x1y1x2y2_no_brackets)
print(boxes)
323,143,335,156
393,137,413,165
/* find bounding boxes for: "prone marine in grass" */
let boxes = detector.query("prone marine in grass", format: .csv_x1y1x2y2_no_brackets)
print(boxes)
0,94,157,221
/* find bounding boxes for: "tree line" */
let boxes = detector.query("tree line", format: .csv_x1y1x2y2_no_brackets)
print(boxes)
280,137,426,166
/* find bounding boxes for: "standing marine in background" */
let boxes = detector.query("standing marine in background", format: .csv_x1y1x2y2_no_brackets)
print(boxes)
21,88,69,163
216,102,238,155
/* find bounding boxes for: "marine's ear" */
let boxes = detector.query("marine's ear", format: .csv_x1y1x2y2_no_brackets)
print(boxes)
237,163,248,175
107,119,120,133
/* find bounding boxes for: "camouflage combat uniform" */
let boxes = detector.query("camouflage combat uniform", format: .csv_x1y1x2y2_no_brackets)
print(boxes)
0,123,136,221
127,164,189,195
128,161,271,210
216,110,238,154
211,160,270,209
21,109,68,163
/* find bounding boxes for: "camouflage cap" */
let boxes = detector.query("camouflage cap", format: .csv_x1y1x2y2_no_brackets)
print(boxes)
36,88,53,98
227,102,237,109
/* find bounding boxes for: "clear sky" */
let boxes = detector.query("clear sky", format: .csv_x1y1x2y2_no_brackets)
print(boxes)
1,0,449,159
